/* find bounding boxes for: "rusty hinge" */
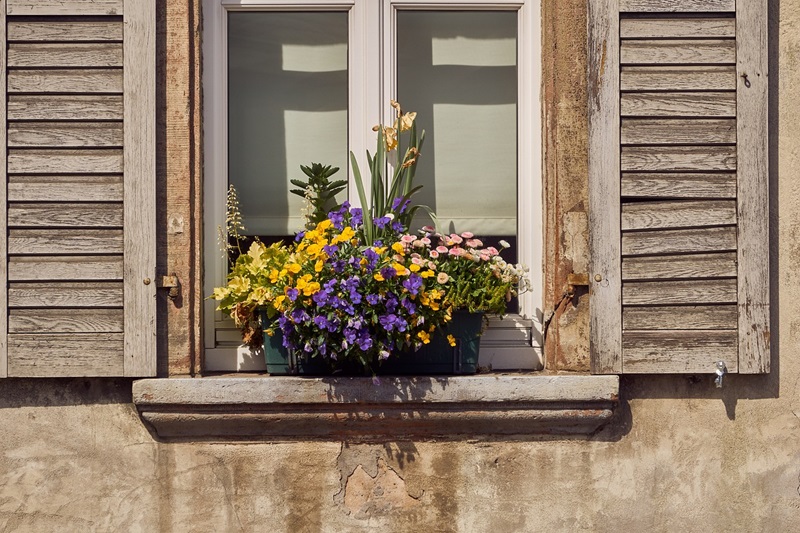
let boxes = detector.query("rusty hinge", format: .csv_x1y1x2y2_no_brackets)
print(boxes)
157,274,181,300
566,273,590,298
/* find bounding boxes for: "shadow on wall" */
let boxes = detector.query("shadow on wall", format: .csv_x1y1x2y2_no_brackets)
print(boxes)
0,379,134,408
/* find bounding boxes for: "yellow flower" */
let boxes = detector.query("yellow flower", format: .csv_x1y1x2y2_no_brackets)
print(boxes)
397,111,416,132
302,282,320,296
315,259,324,272
286,263,301,274
332,226,355,244
374,273,385,282
380,126,398,152
420,270,434,278
409,263,420,272
391,242,405,255
447,334,456,347
316,219,333,231
417,330,431,344
393,263,408,276
273,294,286,310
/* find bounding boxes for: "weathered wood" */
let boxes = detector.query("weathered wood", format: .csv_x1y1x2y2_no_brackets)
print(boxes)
8,229,123,255
8,43,122,68
8,21,123,42
7,0,123,16
622,252,737,280
7,334,124,378
623,279,736,306
621,146,737,172
123,0,157,377
622,226,737,256
621,66,736,92
622,330,738,374
621,200,736,230
0,0,8,377
621,172,737,199
623,305,738,330
619,0,734,12
620,17,736,39
621,39,735,65
8,175,123,202
8,69,123,94
737,0,770,373
8,203,123,228
621,92,736,117
8,149,123,174
8,255,123,281
9,309,124,333
621,118,736,145
588,0,622,373
8,122,123,148
8,282,123,308
8,95,123,121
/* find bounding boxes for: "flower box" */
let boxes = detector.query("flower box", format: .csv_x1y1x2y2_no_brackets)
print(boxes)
263,311,482,375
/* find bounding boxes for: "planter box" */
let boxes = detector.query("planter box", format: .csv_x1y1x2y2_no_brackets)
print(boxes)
263,311,483,376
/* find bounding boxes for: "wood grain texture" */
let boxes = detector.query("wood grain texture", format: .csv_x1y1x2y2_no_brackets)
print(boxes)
8,43,122,68
621,146,736,172
622,226,737,256
8,203,123,228
8,21,123,42
8,69,123,94
622,330,737,373
620,17,735,39
621,39,735,65
621,118,736,144
619,0,734,12
8,282,123,308
622,252,737,280
7,0,122,16
621,200,736,230
8,149,123,174
588,0,622,373
8,255,123,281
8,229,123,254
7,334,124,378
621,92,736,117
8,123,123,148
123,0,157,377
621,66,736,91
623,279,737,305
0,0,7,377
9,309,123,333
621,172,737,199
8,175,123,202
737,0,770,373
8,95,123,121
623,305,738,330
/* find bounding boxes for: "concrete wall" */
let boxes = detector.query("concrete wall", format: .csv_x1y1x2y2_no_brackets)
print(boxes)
1,0,799,531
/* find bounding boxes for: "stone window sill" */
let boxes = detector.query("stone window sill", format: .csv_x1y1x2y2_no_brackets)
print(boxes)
132,374,619,440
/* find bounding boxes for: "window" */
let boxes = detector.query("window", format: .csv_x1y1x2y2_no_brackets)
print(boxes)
203,0,542,371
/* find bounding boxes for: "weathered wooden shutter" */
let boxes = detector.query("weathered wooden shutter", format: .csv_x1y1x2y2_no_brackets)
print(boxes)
0,0,155,377
588,0,768,374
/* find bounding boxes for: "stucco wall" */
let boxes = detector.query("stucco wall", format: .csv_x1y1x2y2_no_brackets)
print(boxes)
1,0,799,532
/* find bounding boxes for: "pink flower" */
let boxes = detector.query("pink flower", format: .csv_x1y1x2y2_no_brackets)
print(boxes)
436,246,449,254
413,239,425,248
449,247,465,257
460,231,474,239
466,239,483,248
421,225,436,233
485,247,499,256
420,237,431,245
401,234,415,244
437,272,450,284
411,256,424,265
449,234,463,244
480,252,491,261
429,250,439,259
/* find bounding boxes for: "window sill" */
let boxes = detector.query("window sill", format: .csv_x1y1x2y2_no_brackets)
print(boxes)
132,374,619,440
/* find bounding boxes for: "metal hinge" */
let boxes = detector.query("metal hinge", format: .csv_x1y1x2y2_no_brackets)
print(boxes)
566,273,590,297
157,273,181,300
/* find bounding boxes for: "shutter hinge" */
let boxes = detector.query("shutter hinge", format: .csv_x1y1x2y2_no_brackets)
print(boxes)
566,273,590,298
157,274,181,300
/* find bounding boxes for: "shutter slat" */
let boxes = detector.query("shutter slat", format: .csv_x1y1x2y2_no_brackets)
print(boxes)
8,282,123,308
8,95,123,121
10,309,123,333
7,1,123,16
621,92,736,117
621,39,735,65
622,252,737,280
621,118,736,144
623,279,736,305
621,200,736,230
8,43,122,68
621,172,736,199
8,21,123,42
8,175,123,202
622,331,737,374
622,226,737,256
8,229,123,255
8,203,123,228
8,149,123,174
619,0,735,11
8,69,123,94
621,66,736,92
8,256,123,281
7,334,124,378
621,146,736,172
9,123,123,148
620,17,736,39
623,305,737,330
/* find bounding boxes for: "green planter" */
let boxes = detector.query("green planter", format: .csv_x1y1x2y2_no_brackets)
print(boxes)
262,311,483,376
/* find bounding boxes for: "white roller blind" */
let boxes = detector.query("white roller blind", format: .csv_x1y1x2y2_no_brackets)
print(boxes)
397,11,518,236
228,12,348,236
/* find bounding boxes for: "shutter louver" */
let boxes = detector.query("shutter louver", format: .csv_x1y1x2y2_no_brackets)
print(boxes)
0,0,155,377
589,0,769,374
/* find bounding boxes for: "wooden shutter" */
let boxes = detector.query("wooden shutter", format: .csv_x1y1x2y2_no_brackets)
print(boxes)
588,0,768,374
0,0,155,377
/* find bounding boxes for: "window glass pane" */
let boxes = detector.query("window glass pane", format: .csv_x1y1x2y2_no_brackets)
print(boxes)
228,12,348,236
397,11,517,239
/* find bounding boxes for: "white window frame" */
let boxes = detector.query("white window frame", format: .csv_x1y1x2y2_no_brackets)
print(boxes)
202,0,543,371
